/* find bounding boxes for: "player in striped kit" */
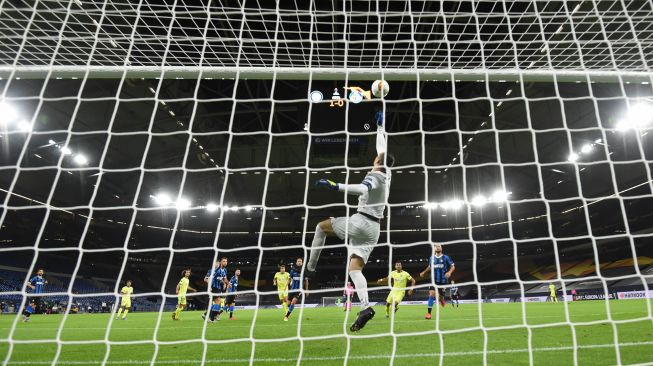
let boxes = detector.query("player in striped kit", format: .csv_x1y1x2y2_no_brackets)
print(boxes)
26,268,47,314
420,244,455,319
307,111,394,332
203,258,229,321
284,258,309,321
225,268,240,320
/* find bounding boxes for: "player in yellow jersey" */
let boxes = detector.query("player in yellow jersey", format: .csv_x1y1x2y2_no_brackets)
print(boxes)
273,264,291,318
548,283,558,303
173,269,196,320
115,280,133,320
377,261,415,318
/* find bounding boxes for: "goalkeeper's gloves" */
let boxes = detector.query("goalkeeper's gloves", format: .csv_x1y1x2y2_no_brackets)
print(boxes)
374,111,384,127
316,179,339,191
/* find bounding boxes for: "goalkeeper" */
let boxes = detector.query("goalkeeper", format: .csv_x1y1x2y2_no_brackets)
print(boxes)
307,111,394,332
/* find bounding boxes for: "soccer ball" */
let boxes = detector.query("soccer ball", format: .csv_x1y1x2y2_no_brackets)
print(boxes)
371,80,389,98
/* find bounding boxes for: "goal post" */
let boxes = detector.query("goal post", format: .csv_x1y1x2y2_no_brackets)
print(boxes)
1,66,652,83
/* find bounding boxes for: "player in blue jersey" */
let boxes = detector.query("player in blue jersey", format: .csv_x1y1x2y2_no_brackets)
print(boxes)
225,268,240,320
450,280,459,308
26,269,47,311
203,257,229,321
419,244,455,319
284,258,309,322
27,269,47,295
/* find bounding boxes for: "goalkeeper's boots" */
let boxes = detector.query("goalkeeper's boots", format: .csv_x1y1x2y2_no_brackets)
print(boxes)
350,307,375,332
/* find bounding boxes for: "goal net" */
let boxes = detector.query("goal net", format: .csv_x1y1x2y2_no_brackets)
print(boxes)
0,0,652,365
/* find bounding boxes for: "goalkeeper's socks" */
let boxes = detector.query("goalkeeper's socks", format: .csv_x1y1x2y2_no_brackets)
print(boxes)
349,270,369,309
307,224,327,271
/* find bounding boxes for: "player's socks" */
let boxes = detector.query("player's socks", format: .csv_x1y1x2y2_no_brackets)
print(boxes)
385,303,391,317
349,270,369,309
285,304,295,318
427,296,435,315
116,308,122,319
122,309,129,319
306,224,327,271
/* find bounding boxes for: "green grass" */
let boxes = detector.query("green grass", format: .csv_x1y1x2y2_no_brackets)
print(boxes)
1,300,652,365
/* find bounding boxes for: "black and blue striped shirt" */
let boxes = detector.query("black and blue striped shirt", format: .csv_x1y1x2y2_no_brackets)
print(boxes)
430,255,454,285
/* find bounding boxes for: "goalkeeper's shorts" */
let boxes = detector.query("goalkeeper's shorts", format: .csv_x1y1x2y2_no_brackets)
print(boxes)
331,213,380,264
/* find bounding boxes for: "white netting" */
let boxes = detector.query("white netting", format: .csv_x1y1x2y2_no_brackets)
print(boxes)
0,0,652,365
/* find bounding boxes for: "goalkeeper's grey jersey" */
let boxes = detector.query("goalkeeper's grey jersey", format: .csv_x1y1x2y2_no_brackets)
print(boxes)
357,171,390,219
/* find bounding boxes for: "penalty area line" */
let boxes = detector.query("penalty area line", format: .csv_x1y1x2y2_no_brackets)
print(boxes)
4,341,653,364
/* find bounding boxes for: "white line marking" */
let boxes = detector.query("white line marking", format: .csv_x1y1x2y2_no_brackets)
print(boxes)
4,341,653,364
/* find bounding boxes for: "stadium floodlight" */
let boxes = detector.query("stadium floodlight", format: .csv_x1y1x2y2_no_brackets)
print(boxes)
616,102,653,131
0,102,18,125
568,153,580,162
490,190,510,202
73,154,88,165
424,202,438,209
441,200,463,210
175,198,191,211
471,195,487,206
60,146,73,155
245,205,253,212
580,144,593,154
206,203,219,212
152,193,173,206
16,120,32,132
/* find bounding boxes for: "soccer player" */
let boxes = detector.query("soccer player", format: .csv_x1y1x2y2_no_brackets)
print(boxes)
344,282,354,312
273,264,291,318
225,268,240,320
27,269,47,310
172,269,196,320
115,280,133,320
203,258,229,320
377,260,415,318
285,258,309,321
450,280,459,308
307,111,394,332
22,301,35,322
420,244,455,319
548,283,558,303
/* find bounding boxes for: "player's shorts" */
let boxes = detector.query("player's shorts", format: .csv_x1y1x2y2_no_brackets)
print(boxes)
331,213,381,264
178,295,187,305
225,295,236,304
386,290,405,304
211,286,226,295
288,290,303,302
278,290,288,300
120,298,131,308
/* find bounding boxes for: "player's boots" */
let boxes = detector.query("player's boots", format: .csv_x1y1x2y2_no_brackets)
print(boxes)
350,307,375,332
425,313,432,320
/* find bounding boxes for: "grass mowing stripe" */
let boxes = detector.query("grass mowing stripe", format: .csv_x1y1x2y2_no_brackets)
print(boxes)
4,341,653,364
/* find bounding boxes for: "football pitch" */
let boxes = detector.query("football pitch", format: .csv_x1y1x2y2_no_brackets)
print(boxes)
1,300,652,365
